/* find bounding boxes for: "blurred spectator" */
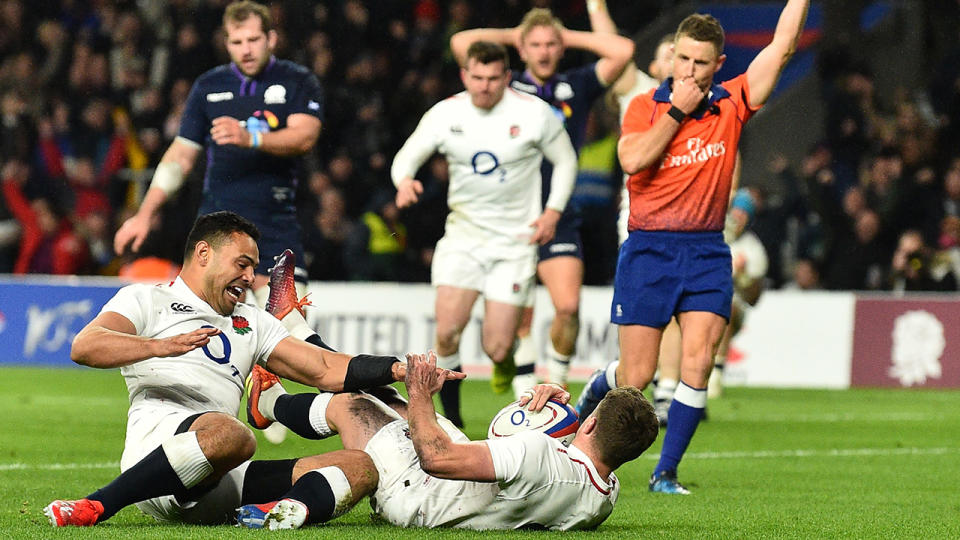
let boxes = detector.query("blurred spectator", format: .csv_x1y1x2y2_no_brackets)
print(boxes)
889,229,957,292
345,188,407,282
783,258,822,290
303,186,352,281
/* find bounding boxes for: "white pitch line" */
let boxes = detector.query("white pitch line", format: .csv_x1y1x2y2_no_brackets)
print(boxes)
711,412,947,423
642,447,960,460
0,462,119,472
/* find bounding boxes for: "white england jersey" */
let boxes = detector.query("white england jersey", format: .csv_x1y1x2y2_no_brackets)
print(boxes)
100,277,288,416
617,71,661,245
368,423,617,531
392,89,574,255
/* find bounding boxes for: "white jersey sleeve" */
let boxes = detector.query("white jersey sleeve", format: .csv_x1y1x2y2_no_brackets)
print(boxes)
391,105,441,187
475,431,618,530
539,114,577,213
100,283,155,334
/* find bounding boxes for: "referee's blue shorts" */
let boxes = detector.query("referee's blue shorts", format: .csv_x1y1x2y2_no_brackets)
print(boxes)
611,230,732,328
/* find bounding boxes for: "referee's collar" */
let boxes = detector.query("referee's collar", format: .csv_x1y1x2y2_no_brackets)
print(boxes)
653,77,730,119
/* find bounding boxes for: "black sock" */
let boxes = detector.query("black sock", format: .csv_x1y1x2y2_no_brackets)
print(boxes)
306,334,336,352
438,373,463,427
86,446,188,521
286,471,337,524
275,394,327,439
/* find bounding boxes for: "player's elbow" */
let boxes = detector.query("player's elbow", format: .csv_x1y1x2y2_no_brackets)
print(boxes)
70,339,96,368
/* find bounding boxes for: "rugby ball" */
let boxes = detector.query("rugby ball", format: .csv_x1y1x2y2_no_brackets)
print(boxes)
487,398,580,445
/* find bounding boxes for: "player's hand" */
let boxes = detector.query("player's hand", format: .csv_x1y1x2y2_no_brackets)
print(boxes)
152,327,222,357
529,208,561,245
518,383,571,412
114,213,151,254
210,116,251,147
395,178,423,208
671,76,704,115
403,351,446,397
398,351,466,384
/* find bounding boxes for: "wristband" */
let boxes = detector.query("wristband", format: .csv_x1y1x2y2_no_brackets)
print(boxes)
250,131,262,148
343,354,400,392
667,106,686,123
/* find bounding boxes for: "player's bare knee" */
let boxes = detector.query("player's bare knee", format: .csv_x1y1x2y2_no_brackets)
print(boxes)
483,338,513,363
552,301,579,325
196,415,256,467
435,327,461,355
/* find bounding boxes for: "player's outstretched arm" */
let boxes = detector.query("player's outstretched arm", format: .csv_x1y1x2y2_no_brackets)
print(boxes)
71,312,221,368
586,0,639,97
114,138,201,255
559,25,634,86
450,27,520,67
405,352,497,481
745,0,809,108
391,108,441,208
266,339,465,393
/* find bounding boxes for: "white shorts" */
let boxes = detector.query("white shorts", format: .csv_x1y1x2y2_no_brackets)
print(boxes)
121,401,249,525
364,418,497,528
431,235,536,306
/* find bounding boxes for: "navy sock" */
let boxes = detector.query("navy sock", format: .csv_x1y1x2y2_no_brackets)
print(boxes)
87,446,187,521
274,394,327,440
654,385,706,476
286,471,336,524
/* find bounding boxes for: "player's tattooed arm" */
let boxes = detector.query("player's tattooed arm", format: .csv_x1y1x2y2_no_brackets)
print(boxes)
404,352,496,482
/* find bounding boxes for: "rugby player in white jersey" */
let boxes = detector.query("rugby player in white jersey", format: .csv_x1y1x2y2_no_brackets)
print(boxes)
391,41,577,427
44,211,463,527
236,352,659,530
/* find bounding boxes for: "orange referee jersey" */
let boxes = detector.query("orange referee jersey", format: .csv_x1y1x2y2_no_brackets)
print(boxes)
621,73,760,232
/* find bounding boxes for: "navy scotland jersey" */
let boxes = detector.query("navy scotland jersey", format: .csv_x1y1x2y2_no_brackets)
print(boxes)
510,63,605,259
179,57,323,219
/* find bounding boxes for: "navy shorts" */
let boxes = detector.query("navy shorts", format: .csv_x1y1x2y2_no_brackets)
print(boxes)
538,209,583,261
611,230,732,328
197,202,306,281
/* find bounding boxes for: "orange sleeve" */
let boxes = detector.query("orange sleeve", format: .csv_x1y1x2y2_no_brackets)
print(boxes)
723,74,761,124
621,93,656,136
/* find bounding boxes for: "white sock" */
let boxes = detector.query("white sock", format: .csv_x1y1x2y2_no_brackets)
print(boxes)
654,377,678,403
435,352,461,370
605,360,620,389
546,342,572,385
258,373,288,422
281,309,316,342
674,381,708,408
314,466,354,518
308,392,336,437
161,431,213,489
514,334,536,367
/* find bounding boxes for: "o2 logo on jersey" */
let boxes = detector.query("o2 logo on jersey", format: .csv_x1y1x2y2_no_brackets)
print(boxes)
472,151,506,183
244,110,279,133
200,324,241,380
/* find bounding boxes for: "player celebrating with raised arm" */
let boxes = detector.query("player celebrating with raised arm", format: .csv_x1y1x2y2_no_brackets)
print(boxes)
392,41,577,427
114,1,322,308
577,1,809,494
44,212,462,527
235,352,659,530
450,8,634,393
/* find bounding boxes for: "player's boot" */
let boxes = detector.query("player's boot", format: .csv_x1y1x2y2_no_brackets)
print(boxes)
490,357,517,394
648,470,691,495
575,368,609,418
43,499,104,527
246,364,285,430
236,499,308,530
266,249,312,320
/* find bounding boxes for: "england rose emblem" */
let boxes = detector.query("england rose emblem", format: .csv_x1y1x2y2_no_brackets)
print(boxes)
232,315,251,335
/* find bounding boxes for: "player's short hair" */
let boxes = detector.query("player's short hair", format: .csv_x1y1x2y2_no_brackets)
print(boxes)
223,0,273,34
184,211,260,262
592,386,659,469
518,7,563,42
466,41,509,70
676,13,724,56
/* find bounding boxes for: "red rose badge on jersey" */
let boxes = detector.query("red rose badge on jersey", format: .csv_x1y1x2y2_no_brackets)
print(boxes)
232,315,251,335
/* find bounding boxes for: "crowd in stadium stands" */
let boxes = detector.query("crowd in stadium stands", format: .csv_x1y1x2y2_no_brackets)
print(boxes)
0,0,958,292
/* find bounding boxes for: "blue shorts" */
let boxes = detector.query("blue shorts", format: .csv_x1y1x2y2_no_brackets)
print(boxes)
611,230,732,328
198,201,306,281
538,209,583,261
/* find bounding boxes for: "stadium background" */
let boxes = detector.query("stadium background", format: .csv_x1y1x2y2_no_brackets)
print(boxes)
0,1,959,537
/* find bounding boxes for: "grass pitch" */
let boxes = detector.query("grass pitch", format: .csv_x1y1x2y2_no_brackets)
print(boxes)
2,366,959,539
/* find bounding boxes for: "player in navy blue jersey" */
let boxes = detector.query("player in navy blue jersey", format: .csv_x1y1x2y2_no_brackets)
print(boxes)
115,1,322,307
451,8,634,397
